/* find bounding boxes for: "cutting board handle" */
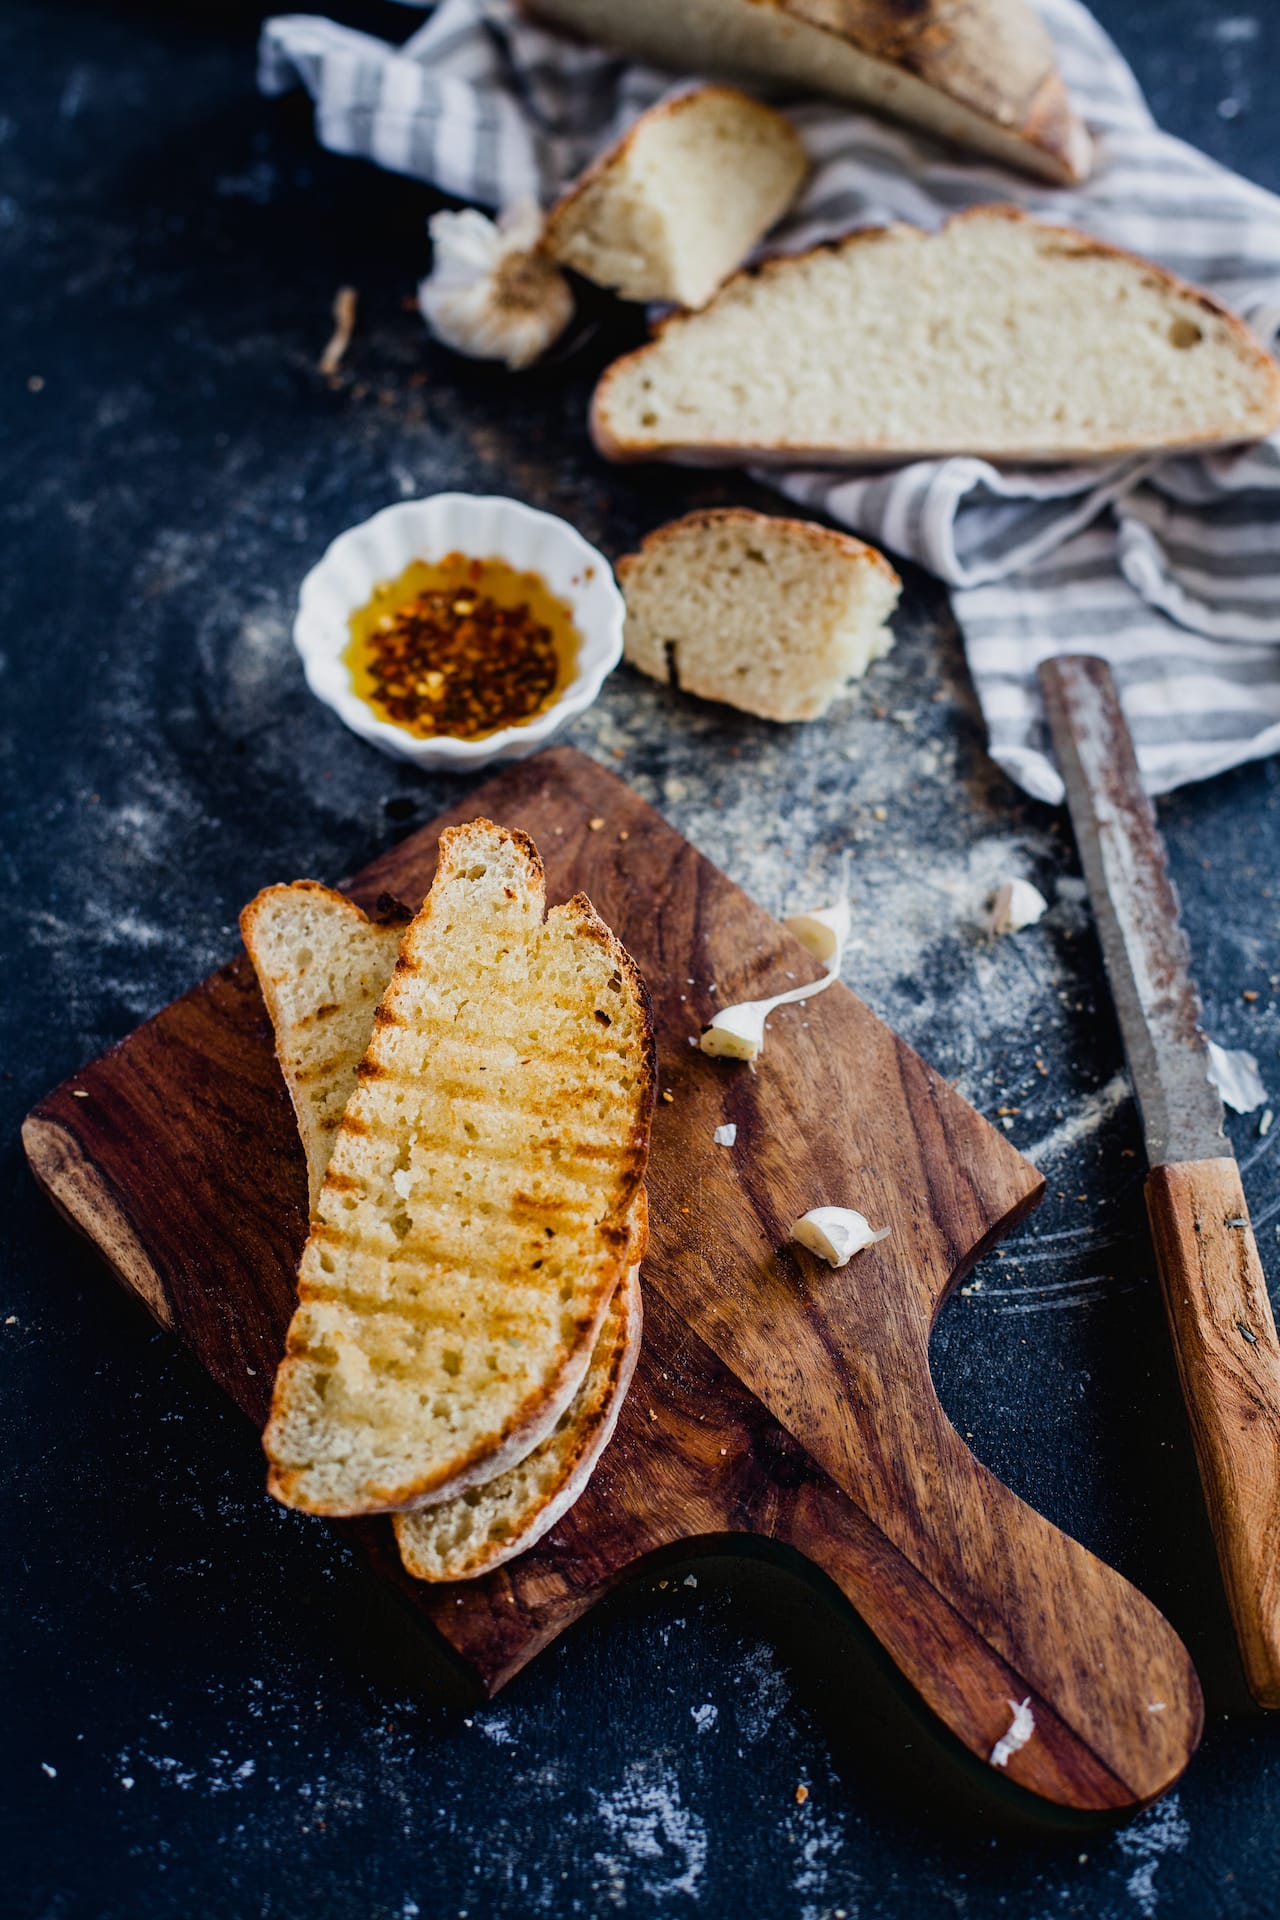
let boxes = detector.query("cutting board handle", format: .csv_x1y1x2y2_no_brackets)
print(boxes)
1147,1157,1280,1705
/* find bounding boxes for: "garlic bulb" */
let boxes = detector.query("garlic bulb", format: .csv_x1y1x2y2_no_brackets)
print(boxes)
790,1208,890,1268
988,877,1047,936
418,199,573,371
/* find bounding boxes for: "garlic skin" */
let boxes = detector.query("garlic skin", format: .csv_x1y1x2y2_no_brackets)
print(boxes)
988,877,1048,936
790,1207,890,1268
702,871,851,1063
418,200,573,371
989,1697,1035,1769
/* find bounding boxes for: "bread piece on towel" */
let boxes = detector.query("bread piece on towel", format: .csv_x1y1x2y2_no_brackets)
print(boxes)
591,207,1280,466
263,819,655,1517
619,508,900,722
527,0,1090,186
241,883,411,1215
543,85,807,310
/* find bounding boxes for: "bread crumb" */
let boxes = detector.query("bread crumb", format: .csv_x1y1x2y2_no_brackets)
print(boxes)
795,1783,809,1805
589,817,605,830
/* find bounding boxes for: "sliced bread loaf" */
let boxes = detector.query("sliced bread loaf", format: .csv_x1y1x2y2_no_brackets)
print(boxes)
543,86,807,311
395,1243,644,1581
592,207,1280,465
245,878,648,1576
619,509,900,721
241,883,411,1214
528,0,1089,185
263,819,655,1517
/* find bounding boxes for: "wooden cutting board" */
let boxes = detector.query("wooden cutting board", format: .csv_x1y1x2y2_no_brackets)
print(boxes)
23,746,1201,1811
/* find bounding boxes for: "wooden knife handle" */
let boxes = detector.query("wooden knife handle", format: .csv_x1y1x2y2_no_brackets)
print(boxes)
1146,1156,1280,1705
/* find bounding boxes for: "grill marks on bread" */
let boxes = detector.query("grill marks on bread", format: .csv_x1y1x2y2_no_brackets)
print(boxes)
263,820,655,1517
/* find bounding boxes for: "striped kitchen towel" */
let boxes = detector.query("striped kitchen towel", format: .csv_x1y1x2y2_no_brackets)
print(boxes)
260,0,1280,804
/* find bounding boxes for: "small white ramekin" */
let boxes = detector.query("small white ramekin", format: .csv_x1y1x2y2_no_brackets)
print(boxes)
293,493,625,771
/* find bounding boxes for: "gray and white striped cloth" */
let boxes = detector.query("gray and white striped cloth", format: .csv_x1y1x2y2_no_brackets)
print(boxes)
261,0,1280,803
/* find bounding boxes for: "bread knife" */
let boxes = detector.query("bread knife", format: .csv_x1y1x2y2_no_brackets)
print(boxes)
1040,653,1280,1707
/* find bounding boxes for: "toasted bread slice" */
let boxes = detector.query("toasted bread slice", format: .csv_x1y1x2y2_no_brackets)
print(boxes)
619,508,900,721
241,883,412,1214
592,207,1280,465
395,1226,644,1581
246,873,647,1570
263,819,655,1517
543,86,807,310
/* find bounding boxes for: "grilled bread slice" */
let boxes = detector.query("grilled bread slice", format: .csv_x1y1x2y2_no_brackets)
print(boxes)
241,883,411,1214
592,207,1280,465
263,819,655,1517
395,1230,644,1581
619,508,900,721
543,86,807,311
246,873,647,1573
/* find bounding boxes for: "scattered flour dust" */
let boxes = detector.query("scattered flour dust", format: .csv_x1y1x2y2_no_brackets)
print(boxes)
1023,1071,1132,1170
1115,1792,1190,1917
591,1755,708,1904
732,1641,792,1745
690,1704,718,1734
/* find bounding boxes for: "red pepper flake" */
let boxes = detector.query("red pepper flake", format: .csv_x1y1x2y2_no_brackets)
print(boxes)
346,552,576,742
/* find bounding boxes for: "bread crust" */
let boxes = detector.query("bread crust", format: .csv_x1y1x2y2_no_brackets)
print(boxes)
525,0,1090,185
393,1254,645,1580
616,506,901,593
591,205,1280,465
263,820,657,1518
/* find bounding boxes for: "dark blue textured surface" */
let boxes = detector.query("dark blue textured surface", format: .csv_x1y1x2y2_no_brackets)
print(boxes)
3,5,1280,1916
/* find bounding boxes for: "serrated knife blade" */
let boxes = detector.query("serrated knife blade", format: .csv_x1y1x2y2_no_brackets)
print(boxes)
1040,655,1229,1168
1040,654,1280,1709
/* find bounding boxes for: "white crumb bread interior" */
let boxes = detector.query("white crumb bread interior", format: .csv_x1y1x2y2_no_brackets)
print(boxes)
395,1261,643,1580
263,819,655,1518
619,509,901,722
543,85,808,310
592,209,1280,465
241,884,408,1214
528,0,1090,186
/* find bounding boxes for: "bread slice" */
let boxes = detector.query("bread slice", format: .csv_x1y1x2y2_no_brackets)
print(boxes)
241,883,412,1214
263,819,655,1517
619,509,900,721
395,1241,643,1581
592,207,1280,466
528,0,1089,185
543,86,807,311
247,875,647,1575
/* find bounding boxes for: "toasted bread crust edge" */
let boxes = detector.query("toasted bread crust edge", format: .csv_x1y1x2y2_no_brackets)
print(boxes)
616,506,902,597
523,0,1090,187
393,1260,644,1581
590,205,1280,465
263,827,657,1518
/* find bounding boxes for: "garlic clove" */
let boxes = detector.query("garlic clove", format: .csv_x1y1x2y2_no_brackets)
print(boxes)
784,895,851,966
418,198,573,372
700,1002,769,1061
988,877,1048,936
790,1207,890,1268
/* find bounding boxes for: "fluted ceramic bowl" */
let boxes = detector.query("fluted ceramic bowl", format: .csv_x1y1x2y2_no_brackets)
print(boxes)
294,493,624,770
